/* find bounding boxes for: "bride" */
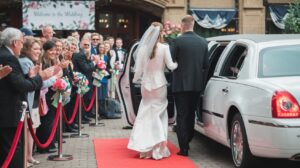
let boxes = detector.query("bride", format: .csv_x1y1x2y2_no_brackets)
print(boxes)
127,22,178,160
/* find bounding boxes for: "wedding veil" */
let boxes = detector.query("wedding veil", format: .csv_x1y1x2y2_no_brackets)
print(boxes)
132,24,160,83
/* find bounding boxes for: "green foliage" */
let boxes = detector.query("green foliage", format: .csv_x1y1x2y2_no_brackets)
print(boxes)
284,0,300,33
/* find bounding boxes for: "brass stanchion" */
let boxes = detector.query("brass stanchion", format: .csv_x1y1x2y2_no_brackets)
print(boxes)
90,87,105,127
23,102,28,168
48,94,73,161
70,96,89,138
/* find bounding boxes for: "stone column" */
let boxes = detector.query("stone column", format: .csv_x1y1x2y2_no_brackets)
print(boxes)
239,0,265,34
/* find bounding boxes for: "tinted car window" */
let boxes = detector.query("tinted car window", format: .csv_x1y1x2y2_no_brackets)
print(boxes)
220,45,247,79
258,45,300,78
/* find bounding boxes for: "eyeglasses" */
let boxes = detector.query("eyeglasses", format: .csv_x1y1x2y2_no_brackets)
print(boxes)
83,44,90,47
92,39,100,41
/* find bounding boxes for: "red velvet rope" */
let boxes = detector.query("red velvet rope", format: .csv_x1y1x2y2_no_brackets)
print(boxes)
62,94,80,125
27,102,61,149
1,121,24,168
81,87,96,112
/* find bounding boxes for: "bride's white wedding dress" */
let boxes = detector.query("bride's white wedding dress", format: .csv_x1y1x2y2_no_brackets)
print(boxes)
128,43,178,160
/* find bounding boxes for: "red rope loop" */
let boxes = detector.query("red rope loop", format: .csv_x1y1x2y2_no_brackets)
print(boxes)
1,121,24,168
81,87,96,112
62,94,80,124
27,102,61,149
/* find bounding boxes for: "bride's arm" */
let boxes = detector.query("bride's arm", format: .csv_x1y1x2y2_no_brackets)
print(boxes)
164,45,178,71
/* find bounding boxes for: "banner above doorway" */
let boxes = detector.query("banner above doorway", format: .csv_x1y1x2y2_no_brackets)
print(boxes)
190,8,236,29
22,0,95,30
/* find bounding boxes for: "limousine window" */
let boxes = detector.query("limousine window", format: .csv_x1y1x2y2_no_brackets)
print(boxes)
258,45,300,78
205,43,227,84
219,45,247,78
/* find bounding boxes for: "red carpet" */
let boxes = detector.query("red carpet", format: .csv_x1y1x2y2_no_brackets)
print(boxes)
93,138,198,168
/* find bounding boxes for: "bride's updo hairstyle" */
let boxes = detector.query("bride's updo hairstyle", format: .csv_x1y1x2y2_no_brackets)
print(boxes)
150,22,163,60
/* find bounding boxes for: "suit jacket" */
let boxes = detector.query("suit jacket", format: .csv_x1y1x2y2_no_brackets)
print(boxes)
133,43,177,91
72,49,95,86
170,31,209,92
0,46,43,127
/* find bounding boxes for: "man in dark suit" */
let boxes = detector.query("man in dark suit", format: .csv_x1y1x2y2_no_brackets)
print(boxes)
72,38,99,122
0,27,51,167
170,15,209,156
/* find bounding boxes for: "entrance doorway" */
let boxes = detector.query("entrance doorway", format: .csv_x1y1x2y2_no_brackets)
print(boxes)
96,5,160,49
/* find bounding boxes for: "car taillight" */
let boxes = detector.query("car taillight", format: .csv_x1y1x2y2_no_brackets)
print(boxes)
272,91,300,118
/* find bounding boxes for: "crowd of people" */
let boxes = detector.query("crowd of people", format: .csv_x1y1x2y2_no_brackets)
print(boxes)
0,14,208,167
0,25,127,167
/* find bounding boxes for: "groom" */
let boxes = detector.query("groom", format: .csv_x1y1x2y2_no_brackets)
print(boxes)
170,15,209,156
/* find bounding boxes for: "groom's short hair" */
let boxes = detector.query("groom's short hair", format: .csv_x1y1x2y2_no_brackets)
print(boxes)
181,15,194,28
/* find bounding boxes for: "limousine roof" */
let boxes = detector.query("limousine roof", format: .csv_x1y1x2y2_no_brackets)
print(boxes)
207,34,300,43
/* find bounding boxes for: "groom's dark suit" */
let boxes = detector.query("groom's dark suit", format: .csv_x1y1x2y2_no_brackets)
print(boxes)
0,46,43,167
170,31,208,154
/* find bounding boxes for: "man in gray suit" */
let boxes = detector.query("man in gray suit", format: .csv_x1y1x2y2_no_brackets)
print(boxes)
170,15,209,156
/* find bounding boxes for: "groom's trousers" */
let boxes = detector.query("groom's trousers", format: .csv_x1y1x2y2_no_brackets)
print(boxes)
174,91,200,151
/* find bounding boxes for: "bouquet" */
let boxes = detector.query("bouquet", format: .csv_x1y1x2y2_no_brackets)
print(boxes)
162,21,181,44
92,60,109,87
73,72,90,96
51,77,71,107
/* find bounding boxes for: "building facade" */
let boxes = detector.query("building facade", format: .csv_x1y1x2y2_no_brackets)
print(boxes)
0,0,293,46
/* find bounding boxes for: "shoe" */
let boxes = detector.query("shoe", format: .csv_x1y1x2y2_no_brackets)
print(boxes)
38,148,57,154
65,128,77,133
88,113,96,118
122,126,132,130
28,159,40,165
81,120,89,124
177,149,188,156
82,115,91,121
27,162,33,168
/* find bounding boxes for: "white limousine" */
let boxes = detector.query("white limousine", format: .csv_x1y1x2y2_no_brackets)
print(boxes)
118,34,300,168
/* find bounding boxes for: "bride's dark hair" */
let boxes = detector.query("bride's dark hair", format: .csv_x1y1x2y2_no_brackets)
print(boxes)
150,22,163,60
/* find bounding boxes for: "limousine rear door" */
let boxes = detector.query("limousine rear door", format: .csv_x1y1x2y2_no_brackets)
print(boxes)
195,41,230,125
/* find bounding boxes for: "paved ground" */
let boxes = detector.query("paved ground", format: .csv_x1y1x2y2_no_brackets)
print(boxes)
33,117,300,168
33,117,210,168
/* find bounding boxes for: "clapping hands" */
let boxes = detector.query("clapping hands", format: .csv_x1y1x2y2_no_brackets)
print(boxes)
0,64,12,79
92,55,100,64
39,65,62,80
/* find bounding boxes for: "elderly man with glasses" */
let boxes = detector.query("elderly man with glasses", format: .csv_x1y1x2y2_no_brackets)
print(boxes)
0,27,55,167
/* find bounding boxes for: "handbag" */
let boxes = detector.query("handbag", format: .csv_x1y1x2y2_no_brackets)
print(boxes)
39,98,47,116
39,88,49,116
104,98,122,119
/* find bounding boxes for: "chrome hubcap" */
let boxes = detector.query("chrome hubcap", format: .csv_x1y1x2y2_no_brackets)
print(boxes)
232,121,243,166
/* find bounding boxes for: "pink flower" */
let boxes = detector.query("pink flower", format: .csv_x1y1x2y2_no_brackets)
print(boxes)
53,78,67,91
84,80,89,85
97,60,106,70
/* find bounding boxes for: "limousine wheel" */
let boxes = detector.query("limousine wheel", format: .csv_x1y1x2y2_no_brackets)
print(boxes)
230,113,255,168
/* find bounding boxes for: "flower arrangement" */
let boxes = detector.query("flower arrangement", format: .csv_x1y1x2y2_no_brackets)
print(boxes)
51,77,71,107
92,60,109,87
73,72,90,95
162,21,181,43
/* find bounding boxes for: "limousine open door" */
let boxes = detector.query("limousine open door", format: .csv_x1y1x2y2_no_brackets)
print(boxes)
118,42,176,126
195,40,230,125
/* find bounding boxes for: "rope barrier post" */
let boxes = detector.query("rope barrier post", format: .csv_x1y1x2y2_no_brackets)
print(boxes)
23,110,28,168
90,87,105,127
48,94,73,161
1,102,27,168
70,95,89,138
